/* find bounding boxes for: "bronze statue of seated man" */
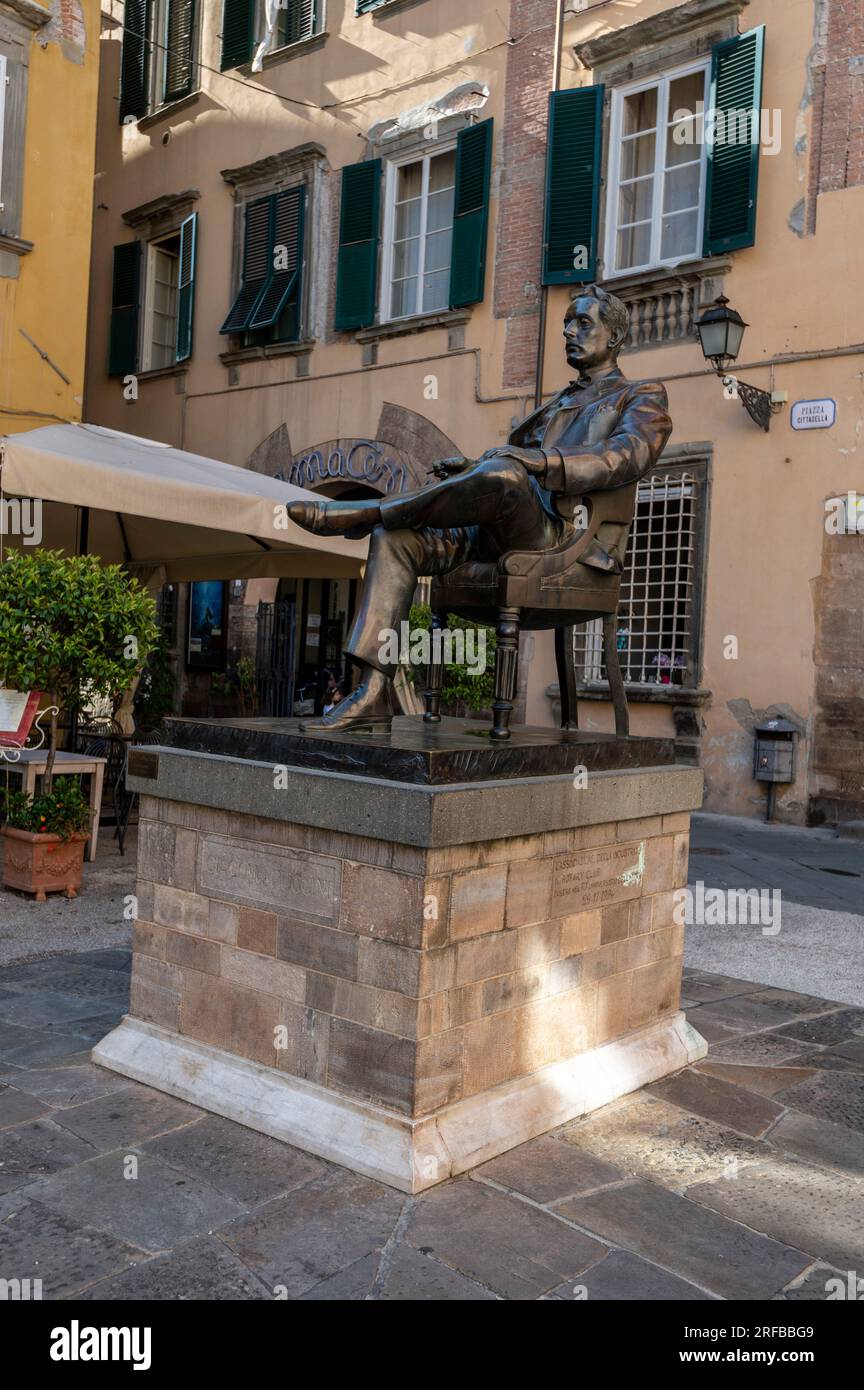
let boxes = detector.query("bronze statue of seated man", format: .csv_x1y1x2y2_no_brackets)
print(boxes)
287,284,672,732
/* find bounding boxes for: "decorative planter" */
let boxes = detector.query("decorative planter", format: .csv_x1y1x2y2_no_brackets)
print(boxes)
1,827,88,900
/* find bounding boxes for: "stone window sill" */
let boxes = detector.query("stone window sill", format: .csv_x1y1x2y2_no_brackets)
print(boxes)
365,0,430,18
601,255,732,298
136,363,188,382
219,340,314,366
355,308,470,345
0,232,34,257
234,32,328,76
546,681,712,708
137,92,202,132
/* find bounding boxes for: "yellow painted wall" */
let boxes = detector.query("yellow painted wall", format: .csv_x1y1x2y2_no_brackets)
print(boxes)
0,0,100,430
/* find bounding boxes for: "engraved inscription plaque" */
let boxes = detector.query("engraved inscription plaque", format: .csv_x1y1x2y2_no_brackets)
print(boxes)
197,835,340,923
551,841,645,915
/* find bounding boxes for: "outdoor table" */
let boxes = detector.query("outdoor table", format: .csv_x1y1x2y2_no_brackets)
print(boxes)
6,750,107,862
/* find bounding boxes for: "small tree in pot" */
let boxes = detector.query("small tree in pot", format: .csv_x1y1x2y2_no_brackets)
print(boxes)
0,550,158,898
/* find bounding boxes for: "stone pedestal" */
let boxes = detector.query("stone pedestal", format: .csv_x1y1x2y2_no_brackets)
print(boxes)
94,718,706,1192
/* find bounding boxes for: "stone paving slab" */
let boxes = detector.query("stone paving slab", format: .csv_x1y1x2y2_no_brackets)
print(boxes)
2,949,864,1300
550,1249,718,1301
558,1179,811,1300
687,1162,864,1271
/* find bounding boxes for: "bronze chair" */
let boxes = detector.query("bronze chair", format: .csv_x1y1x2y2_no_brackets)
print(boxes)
424,483,637,741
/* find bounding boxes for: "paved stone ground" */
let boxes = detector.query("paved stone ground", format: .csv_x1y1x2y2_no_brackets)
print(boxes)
0,827,137,967
0,949,862,1300
685,814,864,1005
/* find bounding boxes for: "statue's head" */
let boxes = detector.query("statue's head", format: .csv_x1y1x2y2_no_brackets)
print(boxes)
563,284,630,375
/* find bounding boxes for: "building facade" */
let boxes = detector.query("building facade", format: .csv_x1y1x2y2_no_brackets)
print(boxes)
85,0,864,825
1,0,100,433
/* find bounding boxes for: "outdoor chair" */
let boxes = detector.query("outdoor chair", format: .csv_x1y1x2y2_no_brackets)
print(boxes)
425,483,636,741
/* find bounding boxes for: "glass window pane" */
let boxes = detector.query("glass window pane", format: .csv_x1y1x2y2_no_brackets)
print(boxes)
622,87,657,135
391,275,417,318
397,161,422,201
428,149,456,193
618,177,653,225
663,162,700,213
424,227,452,274
661,208,699,259
668,71,705,123
620,132,657,181
426,186,454,233
616,221,651,271
395,197,421,240
422,269,449,312
393,236,419,279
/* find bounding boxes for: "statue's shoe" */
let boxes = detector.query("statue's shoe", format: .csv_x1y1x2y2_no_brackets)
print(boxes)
287,500,381,539
299,681,393,735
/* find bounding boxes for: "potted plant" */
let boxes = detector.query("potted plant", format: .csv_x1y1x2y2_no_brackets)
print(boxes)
0,549,158,897
1,781,92,900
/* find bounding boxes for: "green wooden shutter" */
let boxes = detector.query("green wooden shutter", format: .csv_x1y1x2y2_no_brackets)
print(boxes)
542,86,604,285
108,241,141,376
220,196,272,333
175,212,197,362
449,119,493,309
356,0,387,13
249,187,305,330
119,0,151,123
703,26,765,255
164,0,196,103
279,0,317,45
334,160,381,330
221,0,254,70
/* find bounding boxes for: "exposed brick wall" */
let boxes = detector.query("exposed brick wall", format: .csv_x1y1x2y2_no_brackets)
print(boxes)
817,0,864,194
493,0,557,390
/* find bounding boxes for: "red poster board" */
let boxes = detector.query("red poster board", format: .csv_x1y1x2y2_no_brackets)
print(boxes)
0,690,42,747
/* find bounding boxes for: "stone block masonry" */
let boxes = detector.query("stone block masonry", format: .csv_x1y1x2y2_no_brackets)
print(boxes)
95,757,705,1190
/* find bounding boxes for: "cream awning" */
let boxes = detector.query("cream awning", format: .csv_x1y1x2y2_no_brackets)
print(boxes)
0,422,367,582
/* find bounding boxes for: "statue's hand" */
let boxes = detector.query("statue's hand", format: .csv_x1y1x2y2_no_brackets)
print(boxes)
429,456,471,480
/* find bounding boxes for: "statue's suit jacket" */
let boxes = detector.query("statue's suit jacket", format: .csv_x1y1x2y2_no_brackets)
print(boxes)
508,366,673,523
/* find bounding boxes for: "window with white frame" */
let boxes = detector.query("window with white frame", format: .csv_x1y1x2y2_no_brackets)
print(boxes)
605,63,710,278
141,232,181,371
573,465,706,688
0,53,6,218
382,146,456,321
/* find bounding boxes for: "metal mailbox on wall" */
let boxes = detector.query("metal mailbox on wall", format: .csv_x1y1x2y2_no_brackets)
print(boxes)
753,719,798,784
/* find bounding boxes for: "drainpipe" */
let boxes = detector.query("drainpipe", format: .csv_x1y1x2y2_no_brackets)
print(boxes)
533,0,567,409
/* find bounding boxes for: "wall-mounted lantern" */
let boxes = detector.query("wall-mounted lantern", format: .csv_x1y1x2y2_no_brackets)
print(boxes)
696,296,784,433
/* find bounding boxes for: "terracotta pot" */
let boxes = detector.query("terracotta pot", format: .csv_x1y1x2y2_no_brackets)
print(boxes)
2,827,88,901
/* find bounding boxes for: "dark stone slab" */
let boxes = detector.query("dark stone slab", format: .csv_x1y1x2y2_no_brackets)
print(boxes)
67,949,132,973
0,990,124,1029
686,1161,864,1270
689,995,799,1035
768,1111,864,1177
220,1169,404,1298
648,1068,784,1138
775,1070,864,1133
559,1178,810,1299
697,1061,817,1099
475,1135,625,1204
8,1063,132,1108
159,714,675,787
0,1198,143,1299
301,1243,499,1301
141,1114,329,1207
405,1177,608,1299
0,1119,97,1194
0,1025,103,1070
707,1031,818,1065
771,1009,864,1047
79,1236,271,1301
52,1085,203,1153
679,974,765,1003
743,989,842,1018
551,1249,717,1301
0,1089,49,1129
26,1149,245,1252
